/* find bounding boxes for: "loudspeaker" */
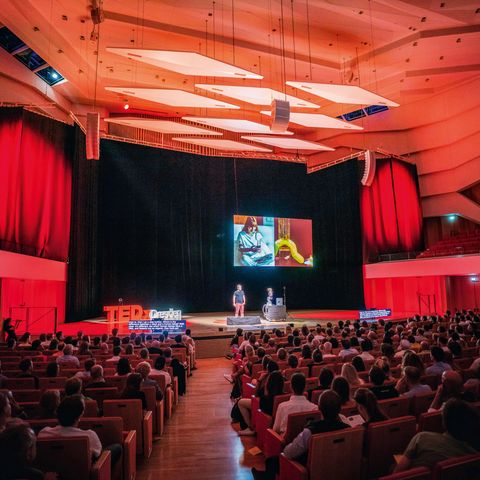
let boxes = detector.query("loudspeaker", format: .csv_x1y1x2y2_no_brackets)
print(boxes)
270,99,290,133
86,112,100,160
226,316,262,326
361,150,376,186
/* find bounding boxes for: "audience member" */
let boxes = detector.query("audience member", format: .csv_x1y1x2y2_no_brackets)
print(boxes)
56,344,80,368
426,346,452,377
121,373,147,410
368,366,399,400
353,388,388,425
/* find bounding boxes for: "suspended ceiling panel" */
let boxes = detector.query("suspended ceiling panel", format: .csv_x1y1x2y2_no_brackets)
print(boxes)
260,111,363,130
286,82,400,107
105,87,240,109
105,117,222,135
106,48,263,79
171,138,272,152
241,136,335,151
183,117,293,134
195,85,319,108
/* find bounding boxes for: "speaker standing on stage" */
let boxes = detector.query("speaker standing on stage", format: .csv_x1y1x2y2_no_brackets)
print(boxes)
233,284,246,317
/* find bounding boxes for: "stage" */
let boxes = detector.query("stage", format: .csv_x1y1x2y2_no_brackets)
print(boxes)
58,309,411,338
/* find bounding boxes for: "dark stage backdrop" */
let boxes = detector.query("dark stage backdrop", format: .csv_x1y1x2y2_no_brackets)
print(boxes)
68,140,364,319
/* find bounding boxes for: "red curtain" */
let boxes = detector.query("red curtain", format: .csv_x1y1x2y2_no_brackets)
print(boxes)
361,158,423,261
0,108,73,261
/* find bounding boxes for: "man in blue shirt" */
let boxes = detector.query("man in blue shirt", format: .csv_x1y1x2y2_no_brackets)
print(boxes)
233,284,246,317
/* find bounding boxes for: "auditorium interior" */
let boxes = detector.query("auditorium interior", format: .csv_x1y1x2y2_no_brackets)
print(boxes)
0,1,480,479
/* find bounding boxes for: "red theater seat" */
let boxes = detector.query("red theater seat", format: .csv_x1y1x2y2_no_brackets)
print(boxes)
379,467,431,480
432,453,480,480
278,426,364,480
103,399,153,458
364,416,417,478
39,376,68,390
255,393,291,449
34,436,111,480
85,387,119,409
418,410,444,433
141,385,164,435
379,396,411,418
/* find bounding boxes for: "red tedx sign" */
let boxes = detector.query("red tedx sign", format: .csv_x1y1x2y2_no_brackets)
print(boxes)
103,305,152,322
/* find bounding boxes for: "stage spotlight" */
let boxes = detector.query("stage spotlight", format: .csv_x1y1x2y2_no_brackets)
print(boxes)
123,102,129,110
51,71,58,79
447,214,456,222
471,276,479,283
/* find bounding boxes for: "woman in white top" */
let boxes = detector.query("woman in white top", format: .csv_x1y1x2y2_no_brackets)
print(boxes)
236,216,273,266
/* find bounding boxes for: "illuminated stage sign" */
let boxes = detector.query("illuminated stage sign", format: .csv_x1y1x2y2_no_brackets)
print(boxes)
103,304,182,322
359,309,392,320
128,319,186,334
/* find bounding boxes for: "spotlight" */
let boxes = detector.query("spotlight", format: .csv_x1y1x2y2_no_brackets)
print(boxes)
123,103,129,110
471,276,479,283
51,72,59,79
447,214,456,222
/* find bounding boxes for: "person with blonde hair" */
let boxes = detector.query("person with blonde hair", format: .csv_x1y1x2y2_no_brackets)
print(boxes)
341,363,364,387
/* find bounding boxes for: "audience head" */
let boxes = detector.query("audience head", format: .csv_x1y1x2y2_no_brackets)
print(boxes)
117,357,132,376
0,424,37,468
265,371,284,397
319,368,334,389
277,348,287,361
301,344,312,359
125,344,134,355
90,365,104,381
318,390,342,421
404,366,422,387
331,376,350,405
84,358,96,372
19,358,33,373
352,356,366,372
312,349,323,364
63,344,74,356
139,348,149,360
125,372,143,392
136,361,151,380
291,373,306,395
154,356,166,371
441,370,463,398
341,363,361,386
113,346,121,356
57,396,84,427
369,365,386,386
46,361,60,377
287,355,299,369
65,377,82,397
267,360,279,374
322,341,332,354
354,388,387,423
442,399,480,450
361,339,373,352
39,389,61,418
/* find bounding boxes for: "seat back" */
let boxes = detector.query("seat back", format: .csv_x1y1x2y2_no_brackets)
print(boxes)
79,416,124,445
85,387,118,408
105,375,127,391
410,391,435,418
35,437,91,480
284,367,309,380
39,376,68,390
366,416,417,478
3,377,35,389
433,453,480,480
379,396,411,418
378,466,431,479
104,399,143,454
0,388,41,402
272,393,292,417
418,410,444,433
149,374,167,393
283,410,322,444
307,427,364,480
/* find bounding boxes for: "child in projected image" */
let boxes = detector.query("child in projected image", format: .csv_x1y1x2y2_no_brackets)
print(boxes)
237,216,273,266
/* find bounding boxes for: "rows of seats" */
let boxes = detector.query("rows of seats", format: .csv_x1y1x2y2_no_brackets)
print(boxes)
0,330,196,480
417,230,480,258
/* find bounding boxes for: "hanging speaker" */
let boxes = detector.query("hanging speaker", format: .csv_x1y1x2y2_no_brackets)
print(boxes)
86,112,100,160
270,99,290,133
361,150,376,186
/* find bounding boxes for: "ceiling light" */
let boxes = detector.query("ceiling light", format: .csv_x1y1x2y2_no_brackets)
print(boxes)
286,82,399,107
260,111,363,130
171,138,272,152
123,103,129,110
195,85,319,108
105,117,222,135
241,136,334,151
105,87,240,109
106,48,263,79
182,117,293,134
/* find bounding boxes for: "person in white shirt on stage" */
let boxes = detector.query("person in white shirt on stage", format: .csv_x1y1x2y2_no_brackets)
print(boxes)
273,373,316,435
236,216,273,266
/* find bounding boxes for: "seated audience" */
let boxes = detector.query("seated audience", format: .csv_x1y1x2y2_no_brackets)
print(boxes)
116,357,132,377
368,366,399,400
398,366,432,397
358,339,374,362
338,340,359,359
429,370,472,411
85,365,110,388
56,344,80,368
353,388,388,425
394,399,480,472
17,358,39,389
120,373,147,410
272,373,316,434
341,363,363,387
352,356,366,373
151,356,172,385
136,361,163,400
426,346,452,377
331,376,353,407
105,346,122,364
74,358,96,382
0,424,44,480
38,390,61,419
45,361,60,378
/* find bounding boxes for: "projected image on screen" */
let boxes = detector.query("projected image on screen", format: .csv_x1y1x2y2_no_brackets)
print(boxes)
233,215,313,267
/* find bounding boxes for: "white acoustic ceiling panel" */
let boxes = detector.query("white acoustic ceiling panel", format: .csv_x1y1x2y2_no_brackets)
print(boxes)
182,117,293,134
260,111,363,130
172,138,272,152
195,85,319,108
286,82,399,107
241,136,334,151
106,48,263,79
105,117,222,135
105,87,240,109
